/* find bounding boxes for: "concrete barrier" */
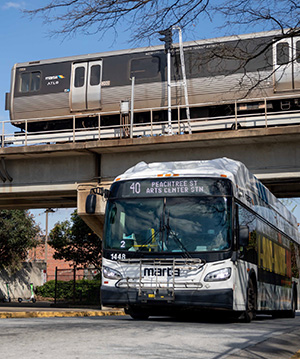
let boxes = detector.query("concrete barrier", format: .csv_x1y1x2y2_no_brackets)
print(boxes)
0,262,46,301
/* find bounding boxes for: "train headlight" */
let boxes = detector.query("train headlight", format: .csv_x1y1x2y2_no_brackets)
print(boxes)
103,266,123,280
204,267,232,282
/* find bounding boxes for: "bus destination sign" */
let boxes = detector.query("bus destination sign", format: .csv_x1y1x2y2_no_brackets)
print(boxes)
110,178,232,198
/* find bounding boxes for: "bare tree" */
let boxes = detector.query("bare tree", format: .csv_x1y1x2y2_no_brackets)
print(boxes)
24,0,300,44
214,0,300,36
24,0,211,43
23,0,300,101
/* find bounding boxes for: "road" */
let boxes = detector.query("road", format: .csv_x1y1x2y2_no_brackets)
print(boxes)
0,313,300,359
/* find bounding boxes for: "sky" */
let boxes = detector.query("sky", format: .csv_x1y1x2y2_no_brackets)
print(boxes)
0,1,300,232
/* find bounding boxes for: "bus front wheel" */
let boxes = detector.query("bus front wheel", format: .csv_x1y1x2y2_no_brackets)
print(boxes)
243,278,257,323
125,306,149,320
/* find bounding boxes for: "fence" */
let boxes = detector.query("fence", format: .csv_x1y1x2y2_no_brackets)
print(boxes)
3,94,300,147
53,266,101,306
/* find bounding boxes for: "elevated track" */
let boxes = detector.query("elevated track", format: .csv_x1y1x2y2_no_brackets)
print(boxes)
1,121,300,209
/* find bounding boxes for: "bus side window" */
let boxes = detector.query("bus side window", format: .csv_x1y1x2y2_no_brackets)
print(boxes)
238,204,257,263
238,205,255,230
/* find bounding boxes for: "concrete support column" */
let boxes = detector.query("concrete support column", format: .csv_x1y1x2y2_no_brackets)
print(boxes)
77,183,108,239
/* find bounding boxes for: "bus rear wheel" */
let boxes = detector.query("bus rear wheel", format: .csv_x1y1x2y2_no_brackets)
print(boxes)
286,293,297,318
272,287,297,319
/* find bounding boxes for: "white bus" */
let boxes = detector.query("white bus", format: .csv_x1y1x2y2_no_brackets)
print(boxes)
89,158,300,321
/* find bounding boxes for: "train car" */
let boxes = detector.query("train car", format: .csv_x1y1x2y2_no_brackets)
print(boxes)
5,29,300,133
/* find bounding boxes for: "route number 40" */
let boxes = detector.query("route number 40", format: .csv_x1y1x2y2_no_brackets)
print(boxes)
130,182,141,194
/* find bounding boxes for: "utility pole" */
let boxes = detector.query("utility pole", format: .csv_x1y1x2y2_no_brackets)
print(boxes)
44,208,55,280
159,28,173,135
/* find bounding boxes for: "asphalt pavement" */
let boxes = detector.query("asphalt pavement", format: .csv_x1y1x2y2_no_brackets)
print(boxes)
1,303,300,359
0,300,125,318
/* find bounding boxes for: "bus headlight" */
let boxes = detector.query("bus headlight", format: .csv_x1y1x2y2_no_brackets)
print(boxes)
204,267,232,282
103,266,123,280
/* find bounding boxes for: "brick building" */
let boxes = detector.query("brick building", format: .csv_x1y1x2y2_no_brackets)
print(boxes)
27,237,78,282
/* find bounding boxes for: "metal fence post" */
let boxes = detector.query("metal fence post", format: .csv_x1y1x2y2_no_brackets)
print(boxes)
130,76,135,139
25,120,28,146
73,266,76,303
73,116,76,142
98,114,101,140
265,98,268,128
234,101,238,130
1,122,4,148
54,267,58,306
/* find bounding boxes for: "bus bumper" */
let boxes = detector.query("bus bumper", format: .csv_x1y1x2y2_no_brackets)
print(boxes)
101,286,233,310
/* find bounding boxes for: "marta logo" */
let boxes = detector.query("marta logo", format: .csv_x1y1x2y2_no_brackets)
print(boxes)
45,75,65,80
144,267,180,277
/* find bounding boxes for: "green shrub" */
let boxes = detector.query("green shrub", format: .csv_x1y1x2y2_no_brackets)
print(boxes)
36,279,101,304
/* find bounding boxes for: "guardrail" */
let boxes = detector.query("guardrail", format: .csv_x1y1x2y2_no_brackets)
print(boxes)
2,97,300,148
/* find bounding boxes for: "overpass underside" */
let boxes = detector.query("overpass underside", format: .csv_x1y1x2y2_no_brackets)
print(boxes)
0,125,300,212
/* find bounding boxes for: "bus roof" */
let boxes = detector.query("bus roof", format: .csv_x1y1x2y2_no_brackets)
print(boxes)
115,158,300,241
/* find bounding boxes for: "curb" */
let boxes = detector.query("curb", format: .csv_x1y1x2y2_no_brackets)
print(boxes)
291,350,300,359
0,310,125,319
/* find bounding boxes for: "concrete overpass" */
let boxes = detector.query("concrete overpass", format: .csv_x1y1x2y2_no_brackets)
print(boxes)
0,124,300,205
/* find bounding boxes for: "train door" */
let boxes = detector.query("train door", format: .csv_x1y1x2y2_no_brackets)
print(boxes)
273,37,300,91
70,60,102,111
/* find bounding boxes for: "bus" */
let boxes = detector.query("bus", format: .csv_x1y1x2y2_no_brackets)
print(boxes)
88,158,300,321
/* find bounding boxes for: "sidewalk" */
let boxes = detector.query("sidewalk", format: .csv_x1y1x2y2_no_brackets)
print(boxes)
0,301,125,318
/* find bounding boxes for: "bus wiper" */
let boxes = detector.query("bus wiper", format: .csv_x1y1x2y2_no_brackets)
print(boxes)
165,213,192,259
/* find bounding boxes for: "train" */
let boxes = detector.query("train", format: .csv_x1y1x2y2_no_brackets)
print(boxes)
5,29,300,135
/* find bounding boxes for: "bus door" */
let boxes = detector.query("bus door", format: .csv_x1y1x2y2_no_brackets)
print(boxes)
273,37,300,91
70,60,102,111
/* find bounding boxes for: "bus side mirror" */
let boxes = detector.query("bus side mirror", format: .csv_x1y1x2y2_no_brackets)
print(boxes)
239,225,249,247
86,193,97,214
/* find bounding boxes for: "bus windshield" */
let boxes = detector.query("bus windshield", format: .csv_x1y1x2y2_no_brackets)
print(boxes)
104,196,232,253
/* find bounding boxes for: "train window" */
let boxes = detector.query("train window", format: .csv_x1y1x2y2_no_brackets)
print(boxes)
296,41,300,63
20,73,30,92
30,72,41,91
74,66,85,87
19,71,41,93
130,57,160,79
90,65,101,86
276,42,289,65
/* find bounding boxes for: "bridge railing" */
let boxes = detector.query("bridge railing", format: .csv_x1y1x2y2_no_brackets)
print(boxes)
2,96,300,147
